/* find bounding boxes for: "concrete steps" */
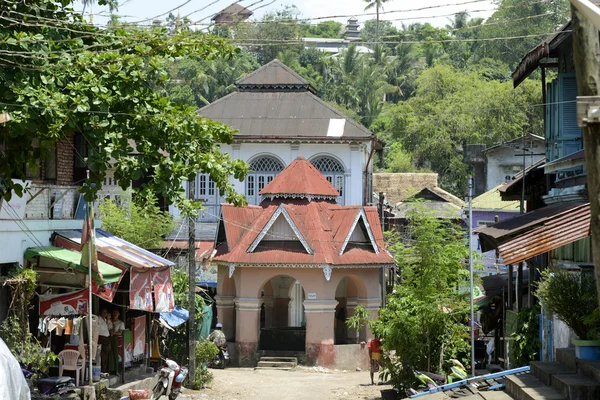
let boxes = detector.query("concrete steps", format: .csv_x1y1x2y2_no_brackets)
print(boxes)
255,356,298,370
505,347,600,400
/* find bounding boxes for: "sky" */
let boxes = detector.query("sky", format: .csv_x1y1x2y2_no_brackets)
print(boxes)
73,0,497,30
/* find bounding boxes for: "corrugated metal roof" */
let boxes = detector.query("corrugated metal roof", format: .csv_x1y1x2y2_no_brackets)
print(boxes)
472,184,521,211
198,91,373,140
475,201,587,253
498,203,590,265
512,22,572,88
236,59,308,86
56,229,174,269
498,159,546,195
260,156,340,198
215,200,393,266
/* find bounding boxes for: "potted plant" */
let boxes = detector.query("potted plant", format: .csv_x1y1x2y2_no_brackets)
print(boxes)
536,268,600,360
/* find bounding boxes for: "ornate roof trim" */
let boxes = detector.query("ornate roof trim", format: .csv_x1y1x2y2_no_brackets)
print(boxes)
340,208,379,255
248,205,314,255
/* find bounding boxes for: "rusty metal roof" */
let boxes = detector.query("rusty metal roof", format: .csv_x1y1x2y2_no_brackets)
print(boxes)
512,22,572,88
55,229,174,270
498,203,590,265
474,201,587,253
198,89,373,141
214,199,394,266
260,156,340,199
212,3,253,19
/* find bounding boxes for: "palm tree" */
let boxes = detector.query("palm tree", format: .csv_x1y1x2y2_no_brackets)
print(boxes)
363,0,390,38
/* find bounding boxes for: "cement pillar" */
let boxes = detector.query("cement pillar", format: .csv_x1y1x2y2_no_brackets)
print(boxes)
304,299,338,366
262,296,274,328
234,298,262,366
214,295,235,341
345,298,359,343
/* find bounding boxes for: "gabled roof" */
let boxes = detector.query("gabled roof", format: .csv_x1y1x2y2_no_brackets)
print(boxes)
259,156,340,200
236,59,310,89
248,204,313,254
211,3,253,21
339,208,379,255
214,201,394,266
482,133,545,154
198,61,374,141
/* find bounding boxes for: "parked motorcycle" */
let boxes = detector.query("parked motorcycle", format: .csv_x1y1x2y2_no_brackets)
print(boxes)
407,359,468,395
151,359,188,400
208,343,230,369
21,362,75,395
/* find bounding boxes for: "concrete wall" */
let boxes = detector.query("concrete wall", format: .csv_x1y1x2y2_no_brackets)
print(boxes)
333,343,370,371
485,142,544,192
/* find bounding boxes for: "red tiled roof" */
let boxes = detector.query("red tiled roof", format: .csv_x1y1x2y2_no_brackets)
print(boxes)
260,156,340,199
214,199,394,266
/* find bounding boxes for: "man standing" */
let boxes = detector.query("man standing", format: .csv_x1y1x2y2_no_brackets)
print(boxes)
109,309,125,374
98,308,113,373
367,336,382,385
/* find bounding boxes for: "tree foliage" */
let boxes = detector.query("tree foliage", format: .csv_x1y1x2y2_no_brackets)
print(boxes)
99,193,175,248
0,0,247,214
370,206,472,389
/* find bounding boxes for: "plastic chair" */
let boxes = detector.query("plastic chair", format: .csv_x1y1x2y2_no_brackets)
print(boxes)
58,349,85,386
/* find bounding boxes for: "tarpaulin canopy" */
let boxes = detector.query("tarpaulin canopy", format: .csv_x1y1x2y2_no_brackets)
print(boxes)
159,306,189,328
25,246,123,283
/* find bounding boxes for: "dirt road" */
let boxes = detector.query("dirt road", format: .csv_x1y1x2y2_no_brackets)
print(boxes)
179,367,392,400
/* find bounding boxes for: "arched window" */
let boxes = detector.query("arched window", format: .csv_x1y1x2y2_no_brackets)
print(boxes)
246,156,285,205
310,156,345,204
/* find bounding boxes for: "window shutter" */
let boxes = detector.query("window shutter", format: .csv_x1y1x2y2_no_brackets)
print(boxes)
558,74,581,140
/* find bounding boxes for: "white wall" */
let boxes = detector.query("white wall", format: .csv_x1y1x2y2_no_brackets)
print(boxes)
221,141,370,206
485,141,544,191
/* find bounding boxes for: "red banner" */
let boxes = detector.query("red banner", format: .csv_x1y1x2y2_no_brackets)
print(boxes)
39,289,88,316
153,269,174,312
132,315,146,358
130,270,153,311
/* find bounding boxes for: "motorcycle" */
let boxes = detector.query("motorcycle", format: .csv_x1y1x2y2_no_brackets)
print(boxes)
407,359,468,396
21,362,75,396
151,359,188,400
208,343,230,369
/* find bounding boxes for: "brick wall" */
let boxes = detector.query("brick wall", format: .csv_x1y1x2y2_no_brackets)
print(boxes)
57,134,74,185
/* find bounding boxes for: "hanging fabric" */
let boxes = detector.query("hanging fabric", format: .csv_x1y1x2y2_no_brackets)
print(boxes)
153,268,174,312
129,270,153,311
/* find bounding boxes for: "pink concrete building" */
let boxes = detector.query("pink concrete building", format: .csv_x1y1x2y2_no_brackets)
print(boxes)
213,157,395,367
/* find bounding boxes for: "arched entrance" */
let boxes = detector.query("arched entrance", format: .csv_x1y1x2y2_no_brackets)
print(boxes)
334,275,368,345
259,275,306,352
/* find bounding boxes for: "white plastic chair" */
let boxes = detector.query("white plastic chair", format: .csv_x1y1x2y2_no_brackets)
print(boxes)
58,349,85,386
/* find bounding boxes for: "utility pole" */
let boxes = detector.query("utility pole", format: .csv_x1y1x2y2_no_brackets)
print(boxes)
571,1,600,307
188,177,197,381
468,176,475,376
379,192,386,308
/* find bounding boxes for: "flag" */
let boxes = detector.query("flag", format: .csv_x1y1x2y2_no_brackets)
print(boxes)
80,201,102,282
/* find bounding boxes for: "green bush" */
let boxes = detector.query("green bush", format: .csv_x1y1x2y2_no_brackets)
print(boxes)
512,305,541,366
188,339,219,389
536,269,600,340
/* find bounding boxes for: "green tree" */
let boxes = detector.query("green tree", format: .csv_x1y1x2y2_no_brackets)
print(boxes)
300,20,343,38
478,0,570,67
99,193,175,248
363,0,391,37
371,206,472,389
374,64,542,195
0,0,247,214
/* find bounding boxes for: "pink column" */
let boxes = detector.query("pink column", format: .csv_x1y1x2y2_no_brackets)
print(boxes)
304,300,338,367
234,298,262,367
215,295,235,341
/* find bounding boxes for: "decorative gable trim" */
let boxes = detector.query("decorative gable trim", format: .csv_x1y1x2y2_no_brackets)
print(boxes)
339,208,379,255
248,205,314,254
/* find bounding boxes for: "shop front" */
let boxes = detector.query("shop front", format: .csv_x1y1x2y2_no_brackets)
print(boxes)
24,228,175,386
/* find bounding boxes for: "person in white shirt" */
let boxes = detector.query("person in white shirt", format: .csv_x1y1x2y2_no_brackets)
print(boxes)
0,337,30,400
98,308,112,373
109,309,125,374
